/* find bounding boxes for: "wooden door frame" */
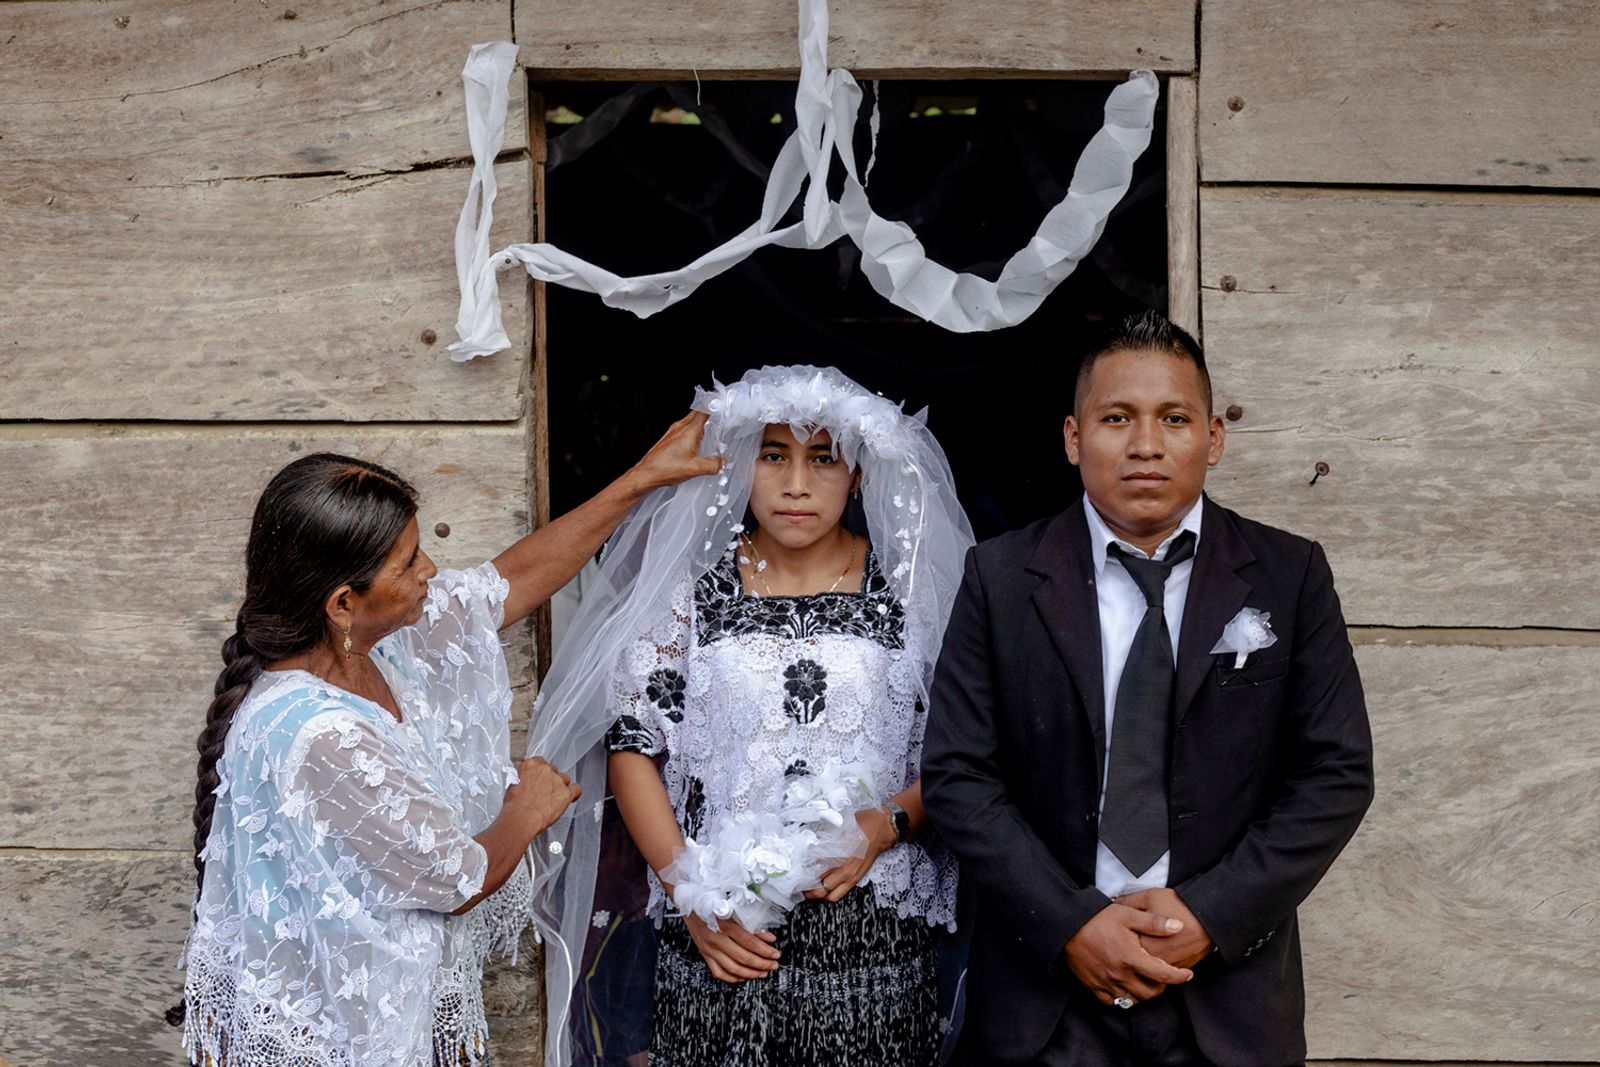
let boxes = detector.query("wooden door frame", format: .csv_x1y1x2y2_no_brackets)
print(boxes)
523,71,1202,680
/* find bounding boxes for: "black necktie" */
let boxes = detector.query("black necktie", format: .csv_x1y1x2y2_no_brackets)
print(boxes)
1099,530,1197,876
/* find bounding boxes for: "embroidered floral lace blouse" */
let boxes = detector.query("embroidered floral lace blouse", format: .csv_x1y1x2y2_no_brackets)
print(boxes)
606,546,958,929
182,562,530,1067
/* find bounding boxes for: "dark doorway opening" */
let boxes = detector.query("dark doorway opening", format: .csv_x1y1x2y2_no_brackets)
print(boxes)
538,78,1170,541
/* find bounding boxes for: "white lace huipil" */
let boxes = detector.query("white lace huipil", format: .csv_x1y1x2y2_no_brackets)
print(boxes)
182,563,531,1067
606,547,958,929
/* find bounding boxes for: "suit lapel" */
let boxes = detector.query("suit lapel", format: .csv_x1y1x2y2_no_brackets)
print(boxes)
1174,496,1255,724
1027,501,1107,768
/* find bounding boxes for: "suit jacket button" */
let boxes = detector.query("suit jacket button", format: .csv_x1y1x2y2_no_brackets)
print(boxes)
1084,811,1096,824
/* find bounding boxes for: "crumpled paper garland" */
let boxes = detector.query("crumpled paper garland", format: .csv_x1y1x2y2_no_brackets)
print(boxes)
450,0,1159,360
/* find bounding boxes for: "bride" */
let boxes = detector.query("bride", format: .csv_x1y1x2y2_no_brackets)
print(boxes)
525,365,974,1066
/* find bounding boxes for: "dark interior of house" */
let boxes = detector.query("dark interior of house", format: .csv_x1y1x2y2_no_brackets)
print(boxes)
538,77,1170,541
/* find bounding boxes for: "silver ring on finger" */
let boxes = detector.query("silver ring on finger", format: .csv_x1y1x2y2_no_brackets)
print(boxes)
1113,995,1135,1010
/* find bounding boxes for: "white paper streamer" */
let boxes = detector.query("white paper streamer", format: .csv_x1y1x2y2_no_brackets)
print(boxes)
450,0,1159,360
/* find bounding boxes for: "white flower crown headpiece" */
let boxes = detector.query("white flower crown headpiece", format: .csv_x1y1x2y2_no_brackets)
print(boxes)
693,365,927,469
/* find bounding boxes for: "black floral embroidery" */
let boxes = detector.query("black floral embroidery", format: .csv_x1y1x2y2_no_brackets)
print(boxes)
695,545,905,648
646,667,687,723
605,713,660,755
680,776,707,841
783,659,829,724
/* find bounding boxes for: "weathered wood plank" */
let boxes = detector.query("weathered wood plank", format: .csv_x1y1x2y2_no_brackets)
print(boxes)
1303,645,1600,1060
0,853,541,1067
1200,0,1600,187
1165,76,1198,337
515,0,1194,78
0,0,524,185
0,853,193,1066
529,91,556,685
0,425,533,851
0,160,529,420
1200,187,1600,628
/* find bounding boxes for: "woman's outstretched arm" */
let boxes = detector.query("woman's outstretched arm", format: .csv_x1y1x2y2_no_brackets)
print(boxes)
493,413,722,630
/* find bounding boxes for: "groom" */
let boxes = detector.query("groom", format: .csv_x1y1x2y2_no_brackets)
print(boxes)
923,310,1373,1066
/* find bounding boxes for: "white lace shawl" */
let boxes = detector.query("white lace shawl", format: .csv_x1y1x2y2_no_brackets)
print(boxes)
182,562,530,1067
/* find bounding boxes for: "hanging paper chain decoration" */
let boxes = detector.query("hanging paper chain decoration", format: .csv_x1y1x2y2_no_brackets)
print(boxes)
450,0,1159,361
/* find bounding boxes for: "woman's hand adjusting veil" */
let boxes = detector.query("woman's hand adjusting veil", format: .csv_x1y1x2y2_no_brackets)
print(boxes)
626,411,726,490
493,413,723,630
452,757,581,916
506,756,585,833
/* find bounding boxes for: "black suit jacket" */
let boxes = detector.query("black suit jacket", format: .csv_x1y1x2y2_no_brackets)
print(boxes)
922,496,1374,1067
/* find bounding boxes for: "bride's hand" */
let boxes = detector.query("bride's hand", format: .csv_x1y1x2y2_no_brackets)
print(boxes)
624,412,724,492
803,807,897,903
683,913,781,984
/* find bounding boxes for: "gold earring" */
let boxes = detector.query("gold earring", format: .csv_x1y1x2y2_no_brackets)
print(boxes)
342,626,353,658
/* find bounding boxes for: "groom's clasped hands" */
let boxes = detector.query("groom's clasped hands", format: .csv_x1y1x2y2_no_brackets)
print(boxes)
1065,888,1214,1007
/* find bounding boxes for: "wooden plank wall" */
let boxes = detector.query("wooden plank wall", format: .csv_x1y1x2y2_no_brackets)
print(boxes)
0,2,538,1064
1200,1,1600,188
1200,2,1600,1059
5,0,1597,1064
2,0,529,420
514,0,1195,79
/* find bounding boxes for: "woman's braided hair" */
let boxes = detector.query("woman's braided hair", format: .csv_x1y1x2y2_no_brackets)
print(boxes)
166,453,417,1027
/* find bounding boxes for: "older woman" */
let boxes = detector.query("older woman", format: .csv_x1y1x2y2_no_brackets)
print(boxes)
175,415,719,1067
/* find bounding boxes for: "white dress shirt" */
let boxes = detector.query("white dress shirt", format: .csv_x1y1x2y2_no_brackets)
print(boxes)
1083,496,1204,899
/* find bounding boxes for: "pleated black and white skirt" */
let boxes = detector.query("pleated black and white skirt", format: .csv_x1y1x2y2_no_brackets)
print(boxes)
650,888,940,1067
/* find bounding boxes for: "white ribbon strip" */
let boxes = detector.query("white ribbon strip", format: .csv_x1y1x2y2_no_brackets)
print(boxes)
450,0,1158,360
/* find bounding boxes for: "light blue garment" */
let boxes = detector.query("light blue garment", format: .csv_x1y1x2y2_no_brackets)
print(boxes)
182,563,529,1067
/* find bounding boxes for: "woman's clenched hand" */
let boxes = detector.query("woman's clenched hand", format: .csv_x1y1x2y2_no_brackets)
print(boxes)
505,756,582,834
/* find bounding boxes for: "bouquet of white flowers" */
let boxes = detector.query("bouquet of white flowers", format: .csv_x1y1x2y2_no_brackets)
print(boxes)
663,760,880,932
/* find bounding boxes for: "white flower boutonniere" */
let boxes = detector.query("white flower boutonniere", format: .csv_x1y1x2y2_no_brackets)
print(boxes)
1210,607,1278,668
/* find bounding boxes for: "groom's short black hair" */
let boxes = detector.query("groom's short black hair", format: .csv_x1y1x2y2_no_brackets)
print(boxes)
1074,308,1212,416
